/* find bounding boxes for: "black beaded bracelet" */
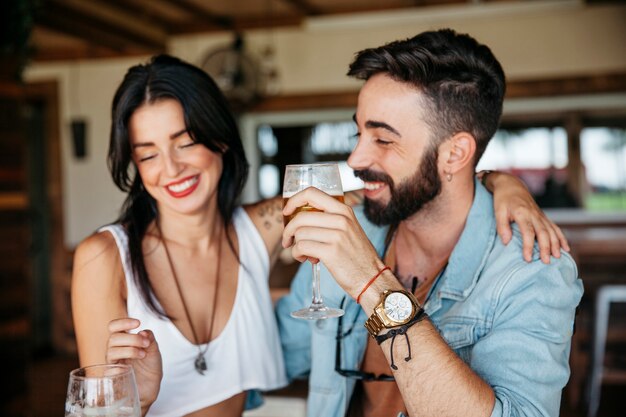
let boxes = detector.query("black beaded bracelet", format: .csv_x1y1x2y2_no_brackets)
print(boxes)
375,310,429,370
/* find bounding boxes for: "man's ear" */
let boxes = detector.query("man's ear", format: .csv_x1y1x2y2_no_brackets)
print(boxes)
442,132,476,174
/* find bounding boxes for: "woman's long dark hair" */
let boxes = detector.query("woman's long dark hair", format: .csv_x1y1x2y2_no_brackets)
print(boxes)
108,54,249,316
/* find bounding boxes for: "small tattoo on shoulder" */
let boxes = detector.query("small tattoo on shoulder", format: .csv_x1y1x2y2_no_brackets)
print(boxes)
258,200,283,225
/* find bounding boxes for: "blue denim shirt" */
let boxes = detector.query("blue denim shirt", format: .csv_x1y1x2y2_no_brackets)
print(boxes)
276,180,583,417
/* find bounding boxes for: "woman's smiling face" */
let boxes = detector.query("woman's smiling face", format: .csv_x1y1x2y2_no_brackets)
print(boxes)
129,98,223,216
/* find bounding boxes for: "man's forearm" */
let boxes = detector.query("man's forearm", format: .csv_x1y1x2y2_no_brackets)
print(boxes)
380,319,495,417
359,275,494,417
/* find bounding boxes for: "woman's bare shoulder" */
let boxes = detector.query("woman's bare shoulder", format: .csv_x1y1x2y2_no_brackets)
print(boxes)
242,197,284,264
72,227,128,307
243,197,283,234
73,229,120,274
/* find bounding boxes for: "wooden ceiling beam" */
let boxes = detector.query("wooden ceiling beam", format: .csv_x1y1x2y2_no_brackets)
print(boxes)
281,0,323,16
506,72,626,98
250,72,626,113
37,1,165,51
232,15,304,31
164,0,233,29
32,47,151,62
301,0,464,16
250,90,358,112
171,14,304,34
93,0,177,32
37,10,136,52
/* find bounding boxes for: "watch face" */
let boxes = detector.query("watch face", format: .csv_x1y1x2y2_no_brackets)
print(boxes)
384,292,413,322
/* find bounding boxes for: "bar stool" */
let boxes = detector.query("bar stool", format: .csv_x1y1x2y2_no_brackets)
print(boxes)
586,284,626,417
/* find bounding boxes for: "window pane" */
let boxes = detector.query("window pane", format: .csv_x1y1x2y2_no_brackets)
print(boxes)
478,128,570,200
581,128,626,210
258,124,278,157
257,121,358,196
478,128,568,171
259,164,280,199
309,122,357,156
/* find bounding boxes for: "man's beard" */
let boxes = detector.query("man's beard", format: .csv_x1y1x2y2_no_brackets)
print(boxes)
354,145,442,226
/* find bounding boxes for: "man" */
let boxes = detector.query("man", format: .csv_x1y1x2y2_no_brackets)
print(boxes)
278,29,583,417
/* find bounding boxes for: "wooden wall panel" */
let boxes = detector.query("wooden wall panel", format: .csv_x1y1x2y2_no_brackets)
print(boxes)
0,94,31,416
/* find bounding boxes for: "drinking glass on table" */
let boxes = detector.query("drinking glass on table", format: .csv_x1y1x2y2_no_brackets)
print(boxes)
283,163,345,320
65,364,140,417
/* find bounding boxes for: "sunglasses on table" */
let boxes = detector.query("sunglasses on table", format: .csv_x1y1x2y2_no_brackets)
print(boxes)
334,297,395,382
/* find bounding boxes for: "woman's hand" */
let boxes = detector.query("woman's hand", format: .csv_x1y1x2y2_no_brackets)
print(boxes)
106,318,162,416
482,171,570,264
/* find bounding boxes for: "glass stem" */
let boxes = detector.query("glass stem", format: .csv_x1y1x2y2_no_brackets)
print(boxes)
311,261,324,307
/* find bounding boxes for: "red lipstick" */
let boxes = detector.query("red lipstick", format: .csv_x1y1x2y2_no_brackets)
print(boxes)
165,175,200,198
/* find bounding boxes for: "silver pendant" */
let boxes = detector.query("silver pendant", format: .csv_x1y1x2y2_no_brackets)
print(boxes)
194,352,207,375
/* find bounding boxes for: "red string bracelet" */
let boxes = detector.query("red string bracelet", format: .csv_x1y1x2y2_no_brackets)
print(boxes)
356,266,390,304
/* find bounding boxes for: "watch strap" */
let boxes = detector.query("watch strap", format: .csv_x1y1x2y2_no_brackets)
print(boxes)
364,310,385,337
375,310,427,345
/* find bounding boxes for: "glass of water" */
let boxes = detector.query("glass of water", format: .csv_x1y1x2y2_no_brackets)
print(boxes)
65,364,141,417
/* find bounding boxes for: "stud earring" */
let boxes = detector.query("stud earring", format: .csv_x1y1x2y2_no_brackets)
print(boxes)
446,173,453,182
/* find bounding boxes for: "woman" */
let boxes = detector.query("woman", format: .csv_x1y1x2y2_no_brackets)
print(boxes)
72,55,287,417
71,54,567,417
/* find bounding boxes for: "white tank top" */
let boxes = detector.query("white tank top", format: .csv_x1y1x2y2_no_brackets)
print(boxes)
100,207,287,417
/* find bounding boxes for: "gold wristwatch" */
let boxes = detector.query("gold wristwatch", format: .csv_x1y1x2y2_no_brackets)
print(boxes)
364,289,421,338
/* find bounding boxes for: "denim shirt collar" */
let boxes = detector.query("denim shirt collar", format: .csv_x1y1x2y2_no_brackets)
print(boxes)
434,179,497,301
355,178,496,303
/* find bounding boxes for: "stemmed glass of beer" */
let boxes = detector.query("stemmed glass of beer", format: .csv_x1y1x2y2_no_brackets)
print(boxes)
283,163,345,320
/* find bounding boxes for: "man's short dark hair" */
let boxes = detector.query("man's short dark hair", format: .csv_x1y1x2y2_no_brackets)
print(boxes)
348,29,506,164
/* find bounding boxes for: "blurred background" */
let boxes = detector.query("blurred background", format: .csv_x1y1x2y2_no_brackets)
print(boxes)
1,0,625,416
